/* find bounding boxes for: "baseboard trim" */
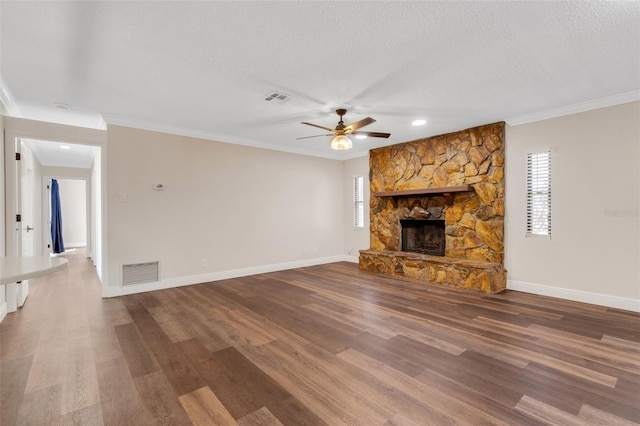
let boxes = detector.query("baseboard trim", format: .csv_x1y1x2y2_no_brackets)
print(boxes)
343,255,360,263
105,255,354,298
507,279,640,313
64,243,87,249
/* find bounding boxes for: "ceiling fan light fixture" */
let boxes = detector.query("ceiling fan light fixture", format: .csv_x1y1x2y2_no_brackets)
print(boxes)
300,109,389,149
330,134,352,150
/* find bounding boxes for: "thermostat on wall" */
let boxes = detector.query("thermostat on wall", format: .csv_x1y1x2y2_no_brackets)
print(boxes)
153,183,166,190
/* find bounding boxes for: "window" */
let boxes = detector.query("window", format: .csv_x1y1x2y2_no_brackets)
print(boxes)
353,176,364,229
526,151,551,237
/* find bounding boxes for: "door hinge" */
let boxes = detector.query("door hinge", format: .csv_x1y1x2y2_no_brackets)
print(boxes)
16,214,22,222
15,152,21,160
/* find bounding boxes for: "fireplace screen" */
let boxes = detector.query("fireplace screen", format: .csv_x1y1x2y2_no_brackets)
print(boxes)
400,219,445,256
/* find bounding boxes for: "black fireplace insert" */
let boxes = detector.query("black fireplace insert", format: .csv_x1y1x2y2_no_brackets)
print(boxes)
400,219,445,256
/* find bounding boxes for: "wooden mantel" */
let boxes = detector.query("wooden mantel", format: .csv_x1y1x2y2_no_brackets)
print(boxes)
373,185,471,198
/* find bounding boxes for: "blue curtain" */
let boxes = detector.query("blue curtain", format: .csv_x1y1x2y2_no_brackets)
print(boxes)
51,179,65,254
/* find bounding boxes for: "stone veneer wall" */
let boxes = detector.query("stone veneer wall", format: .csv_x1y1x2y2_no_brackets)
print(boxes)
359,122,506,293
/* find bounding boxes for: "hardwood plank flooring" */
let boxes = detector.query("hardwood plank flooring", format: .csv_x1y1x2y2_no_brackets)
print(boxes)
1,248,639,425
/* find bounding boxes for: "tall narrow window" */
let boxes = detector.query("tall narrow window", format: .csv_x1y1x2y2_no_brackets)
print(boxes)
526,151,551,237
353,176,364,229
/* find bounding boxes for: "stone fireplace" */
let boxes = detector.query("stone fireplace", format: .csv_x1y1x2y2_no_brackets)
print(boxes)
359,122,507,293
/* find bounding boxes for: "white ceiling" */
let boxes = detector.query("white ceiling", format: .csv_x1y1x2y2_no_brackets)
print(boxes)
24,139,98,169
2,1,639,160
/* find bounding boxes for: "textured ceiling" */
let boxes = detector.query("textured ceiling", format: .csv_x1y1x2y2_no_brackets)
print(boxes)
2,1,639,160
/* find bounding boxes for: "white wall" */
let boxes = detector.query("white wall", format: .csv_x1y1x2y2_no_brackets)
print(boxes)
0,108,5,257
106,125,344,294
343,155,370,261
91,150,102,273
0,106,5,321
56,178,87,248
505,101,640,311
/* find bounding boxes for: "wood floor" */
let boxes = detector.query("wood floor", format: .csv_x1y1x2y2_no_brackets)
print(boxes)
1,249,639,425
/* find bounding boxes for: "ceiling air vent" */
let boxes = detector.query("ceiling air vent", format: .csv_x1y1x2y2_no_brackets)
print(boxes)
264,91,291,104
122,261,159,286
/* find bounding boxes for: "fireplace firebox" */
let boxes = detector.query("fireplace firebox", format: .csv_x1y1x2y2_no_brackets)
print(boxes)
400,219,445,256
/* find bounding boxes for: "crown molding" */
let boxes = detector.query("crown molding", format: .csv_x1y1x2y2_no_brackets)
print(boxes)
101,114,352,161
0,77,21,116
341,150,369,160
506,90,640,126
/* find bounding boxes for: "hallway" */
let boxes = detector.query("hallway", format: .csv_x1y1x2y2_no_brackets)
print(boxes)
1,249,108,424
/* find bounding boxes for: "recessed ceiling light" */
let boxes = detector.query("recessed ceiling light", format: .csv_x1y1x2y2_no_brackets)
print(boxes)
54,102,71,110
412,119,427,126
60,145,71,150
355,135,367,139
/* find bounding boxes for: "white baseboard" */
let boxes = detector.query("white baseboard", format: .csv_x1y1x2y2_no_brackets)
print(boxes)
105,255,354,298
343,255,360,263
64,243,87,249
0,302,7,324
507,280,640,313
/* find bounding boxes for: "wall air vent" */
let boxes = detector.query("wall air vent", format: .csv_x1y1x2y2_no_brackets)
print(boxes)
122,261,159,286
264,91,291,104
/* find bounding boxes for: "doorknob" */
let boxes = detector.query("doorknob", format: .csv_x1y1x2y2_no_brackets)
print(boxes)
26,226,34,232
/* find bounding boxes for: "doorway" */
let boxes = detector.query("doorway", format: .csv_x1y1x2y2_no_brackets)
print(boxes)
46,177,89,254
3,116,108,302
21,138,97,260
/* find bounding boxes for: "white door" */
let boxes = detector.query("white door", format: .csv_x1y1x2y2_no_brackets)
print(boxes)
5,139,40,311
6,137,22,257
43,178,53,255
20,140,36,258
16,140,40,308
5,138,24,311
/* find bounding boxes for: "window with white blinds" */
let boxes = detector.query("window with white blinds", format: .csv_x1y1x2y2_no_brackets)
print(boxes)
353,176,364,229
526,151,551,237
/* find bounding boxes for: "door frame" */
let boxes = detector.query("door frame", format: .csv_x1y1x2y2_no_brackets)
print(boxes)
42,174,92,257
4,117,108,295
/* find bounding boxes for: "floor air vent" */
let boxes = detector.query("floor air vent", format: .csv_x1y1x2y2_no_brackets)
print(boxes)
122,261,159,286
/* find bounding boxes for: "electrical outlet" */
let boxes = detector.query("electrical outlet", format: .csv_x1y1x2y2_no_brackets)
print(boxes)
201,259,207,268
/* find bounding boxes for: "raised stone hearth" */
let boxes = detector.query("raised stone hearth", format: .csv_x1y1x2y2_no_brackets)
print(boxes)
360,122,506,293
359,250,505,293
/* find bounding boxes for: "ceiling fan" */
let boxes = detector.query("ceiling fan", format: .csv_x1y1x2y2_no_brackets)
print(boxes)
298,108,391,150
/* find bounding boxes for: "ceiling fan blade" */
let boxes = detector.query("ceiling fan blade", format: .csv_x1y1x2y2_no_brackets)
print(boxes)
296,134,333,140
345,117,375,132
351,130,391,138
301,121,334,132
